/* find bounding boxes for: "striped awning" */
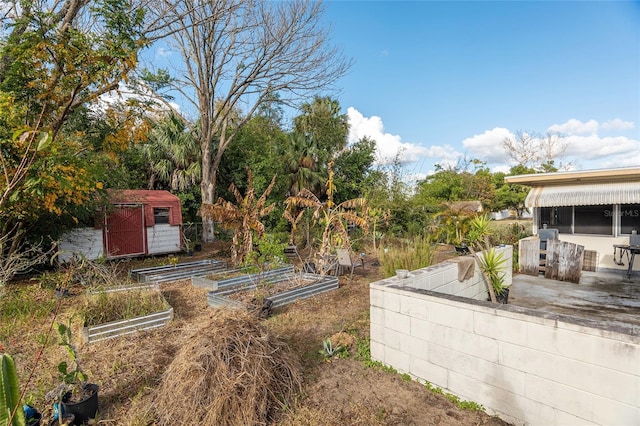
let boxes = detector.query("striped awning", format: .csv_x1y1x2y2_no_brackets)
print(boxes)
525,181,640,208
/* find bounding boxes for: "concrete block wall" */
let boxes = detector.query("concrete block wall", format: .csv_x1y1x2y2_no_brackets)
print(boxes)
370,277,640,425
387,245,513,301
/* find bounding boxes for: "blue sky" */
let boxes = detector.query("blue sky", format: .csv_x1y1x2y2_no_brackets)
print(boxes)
319,1,640,177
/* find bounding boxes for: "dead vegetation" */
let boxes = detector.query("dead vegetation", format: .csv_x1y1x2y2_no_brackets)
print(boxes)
153,309,302,426
2,242,510,425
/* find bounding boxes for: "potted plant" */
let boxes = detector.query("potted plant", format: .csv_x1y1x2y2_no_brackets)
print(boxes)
1,353,42,426
477,246,509,304
52,323,99,425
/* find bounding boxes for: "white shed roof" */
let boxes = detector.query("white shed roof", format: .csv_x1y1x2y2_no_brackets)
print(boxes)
525,181,640,208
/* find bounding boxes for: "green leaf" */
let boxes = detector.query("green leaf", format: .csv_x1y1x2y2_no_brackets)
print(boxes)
36,132,50,151
0,354,26,426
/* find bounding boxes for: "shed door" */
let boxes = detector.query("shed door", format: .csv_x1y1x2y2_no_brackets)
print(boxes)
106,205,146,257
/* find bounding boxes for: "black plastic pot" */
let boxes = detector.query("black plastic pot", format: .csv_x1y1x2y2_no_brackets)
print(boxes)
25,406,41,426
487,288,509,304
61,383,99,425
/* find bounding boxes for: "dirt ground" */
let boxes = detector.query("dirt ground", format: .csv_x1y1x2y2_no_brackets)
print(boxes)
4,242,511,425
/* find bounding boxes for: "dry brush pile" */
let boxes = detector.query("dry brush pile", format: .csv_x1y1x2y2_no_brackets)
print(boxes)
153,308,302,425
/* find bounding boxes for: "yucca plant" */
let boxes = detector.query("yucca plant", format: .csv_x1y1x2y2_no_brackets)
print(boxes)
0,353,26,426
477,247,507,297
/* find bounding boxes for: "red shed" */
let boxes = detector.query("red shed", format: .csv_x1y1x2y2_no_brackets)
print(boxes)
59,190,184,261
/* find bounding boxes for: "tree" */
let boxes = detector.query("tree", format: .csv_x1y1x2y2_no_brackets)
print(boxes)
153,0,351,241
284,162,368,274
200,168,277,266
282,132,325,197
293,96,349,166
502,130,570,171
140,113,200,191
332,136,377,203
0,0,148,265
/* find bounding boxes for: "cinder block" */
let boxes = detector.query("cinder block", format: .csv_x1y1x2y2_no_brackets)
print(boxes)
591,394,640,426
499,342,560,380
370,339,385,362
370,305,385,326
427,300,474,332
427,322,498,362
369,286,385,308
448,370,524,422
399,295,428,320
410,317,431,341
428,343,524,394
527,322,640,374
381,327,405,351
442,265,458,284
553,356,638,406
428,271,444,289
474,311,529,346
403,334,429,359
385,345,410,373
382,291,402,313
384,310,410,333
409,356,448,389
525,375,593,420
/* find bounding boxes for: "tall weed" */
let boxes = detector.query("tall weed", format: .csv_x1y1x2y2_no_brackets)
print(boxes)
378,236,435,278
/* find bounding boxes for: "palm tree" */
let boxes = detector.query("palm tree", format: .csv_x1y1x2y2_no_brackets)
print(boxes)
282,132,324,196
141,113,200,191
200,168,276,265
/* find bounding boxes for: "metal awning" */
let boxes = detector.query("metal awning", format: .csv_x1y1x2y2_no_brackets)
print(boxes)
525,181,640,208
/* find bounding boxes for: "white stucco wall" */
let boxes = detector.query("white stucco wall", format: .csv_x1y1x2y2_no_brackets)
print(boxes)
370,255,640,425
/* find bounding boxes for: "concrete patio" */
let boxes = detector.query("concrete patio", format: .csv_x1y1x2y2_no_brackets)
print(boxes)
508,270,640,332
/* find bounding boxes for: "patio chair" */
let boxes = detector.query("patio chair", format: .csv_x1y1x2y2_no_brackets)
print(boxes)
336,248,364,281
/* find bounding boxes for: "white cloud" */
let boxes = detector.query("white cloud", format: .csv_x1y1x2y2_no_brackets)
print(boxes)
379,49,389,57
564,135,638,160
347,107,431,165
156,46,173,57
548,119,599,135
462,127,512,164
602,118,635,130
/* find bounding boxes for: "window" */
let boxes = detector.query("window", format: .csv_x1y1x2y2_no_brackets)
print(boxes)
539,206,572,234
574,205,612,235
620,204,640,235
154,207,170,224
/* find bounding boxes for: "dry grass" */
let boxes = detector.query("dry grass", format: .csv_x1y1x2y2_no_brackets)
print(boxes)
153,308,302,426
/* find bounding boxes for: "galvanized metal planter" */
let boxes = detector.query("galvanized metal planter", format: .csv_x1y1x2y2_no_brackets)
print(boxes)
82,290,173,344
129,259,227,283
205,267,339,309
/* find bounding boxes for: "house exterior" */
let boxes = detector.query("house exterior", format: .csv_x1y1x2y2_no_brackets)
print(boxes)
59,190,183,262
505,166,640,274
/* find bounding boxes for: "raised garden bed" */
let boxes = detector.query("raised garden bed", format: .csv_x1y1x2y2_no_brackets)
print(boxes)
203,266,339,310
129,259,227,283
81,287,173,344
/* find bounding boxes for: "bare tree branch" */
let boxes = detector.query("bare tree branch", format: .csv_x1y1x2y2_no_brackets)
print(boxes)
152,0,351,241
